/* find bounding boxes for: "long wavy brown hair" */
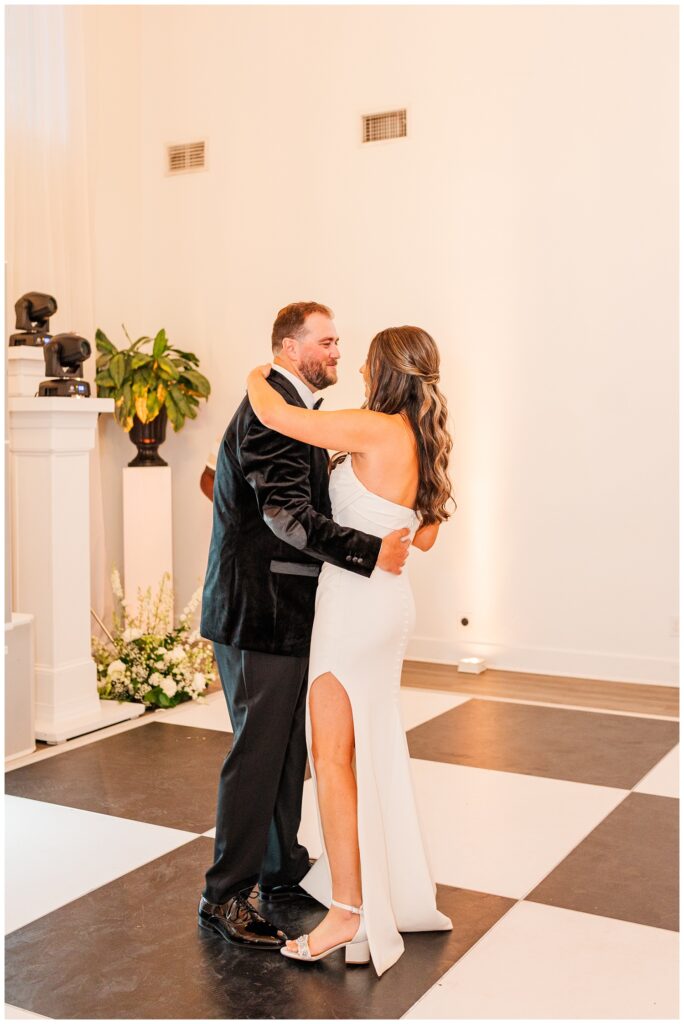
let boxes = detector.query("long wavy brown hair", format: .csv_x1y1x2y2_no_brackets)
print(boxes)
335,326,455,524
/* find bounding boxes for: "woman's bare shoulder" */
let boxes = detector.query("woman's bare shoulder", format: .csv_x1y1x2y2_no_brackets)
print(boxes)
353,416,419,506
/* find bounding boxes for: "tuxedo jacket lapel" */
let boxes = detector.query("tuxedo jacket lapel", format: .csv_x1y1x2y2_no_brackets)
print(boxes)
268,368,308,409
267,368,328,467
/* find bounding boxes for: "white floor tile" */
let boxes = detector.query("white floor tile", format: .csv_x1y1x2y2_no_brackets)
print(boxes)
159,692,232,732
404,901,678,1019
161,687,465,735
409,759,628,897
5,797,198,933
207,749,628,901
399,688,470,731
4,1006,49,1019
633,745,679,798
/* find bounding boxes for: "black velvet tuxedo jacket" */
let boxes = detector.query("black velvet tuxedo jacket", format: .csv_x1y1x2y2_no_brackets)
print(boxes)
200,370,382,657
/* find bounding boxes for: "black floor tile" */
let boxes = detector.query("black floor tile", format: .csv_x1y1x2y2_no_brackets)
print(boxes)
407,699,679,788
527,792,679,931
4,723,232,833
5,838,514,1019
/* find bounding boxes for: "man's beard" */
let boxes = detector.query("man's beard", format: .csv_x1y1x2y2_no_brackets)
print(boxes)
299,356,338,391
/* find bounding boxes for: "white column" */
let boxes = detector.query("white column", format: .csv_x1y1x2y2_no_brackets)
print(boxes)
5,613,35,760
9,397,145,743
123,466,173,629
7,346,45,399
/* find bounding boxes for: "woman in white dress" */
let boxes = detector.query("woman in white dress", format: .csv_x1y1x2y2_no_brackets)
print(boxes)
246,325,454,977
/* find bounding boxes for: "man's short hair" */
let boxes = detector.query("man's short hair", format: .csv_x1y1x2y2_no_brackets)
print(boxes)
271,301,333,354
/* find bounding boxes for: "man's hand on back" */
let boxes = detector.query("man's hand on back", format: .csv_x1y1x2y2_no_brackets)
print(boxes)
377,528,411,575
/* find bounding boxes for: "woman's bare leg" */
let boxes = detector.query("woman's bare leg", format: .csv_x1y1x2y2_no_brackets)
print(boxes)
284,672,362,956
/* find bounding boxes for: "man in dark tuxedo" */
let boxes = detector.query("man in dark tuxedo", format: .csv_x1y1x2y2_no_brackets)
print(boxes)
198,302,410,948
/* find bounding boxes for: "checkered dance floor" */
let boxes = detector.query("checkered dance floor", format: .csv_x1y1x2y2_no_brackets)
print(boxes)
5,684,679,1019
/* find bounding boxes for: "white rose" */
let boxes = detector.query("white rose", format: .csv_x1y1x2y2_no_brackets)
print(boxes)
169,646,186,664
149,672,164,688
122,627,142,643
161,677,177,698
107,660,126,680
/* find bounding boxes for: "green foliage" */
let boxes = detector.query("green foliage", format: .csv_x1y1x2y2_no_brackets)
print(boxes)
95,326,211,433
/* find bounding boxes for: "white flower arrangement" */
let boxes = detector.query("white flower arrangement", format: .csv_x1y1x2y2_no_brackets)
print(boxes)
92,570,215,709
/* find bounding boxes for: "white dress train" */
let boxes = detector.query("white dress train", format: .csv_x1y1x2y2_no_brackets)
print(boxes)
300,455,452,976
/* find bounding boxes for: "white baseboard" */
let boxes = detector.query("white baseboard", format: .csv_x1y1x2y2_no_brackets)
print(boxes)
405,636,679,687
5,744,36,765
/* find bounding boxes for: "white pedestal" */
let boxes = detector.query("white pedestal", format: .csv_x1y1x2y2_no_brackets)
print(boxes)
123,466,173,628
5,612,36,761
7,346,46,398
9,398,146,743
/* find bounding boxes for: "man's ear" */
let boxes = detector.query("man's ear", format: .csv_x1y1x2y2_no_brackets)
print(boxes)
281,335,299,363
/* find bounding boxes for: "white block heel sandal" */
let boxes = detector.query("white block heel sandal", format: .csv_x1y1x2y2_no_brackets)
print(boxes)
280,898,370,965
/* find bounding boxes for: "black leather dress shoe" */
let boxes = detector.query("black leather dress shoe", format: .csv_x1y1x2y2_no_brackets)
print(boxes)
198,892,287,948
257,881,315,902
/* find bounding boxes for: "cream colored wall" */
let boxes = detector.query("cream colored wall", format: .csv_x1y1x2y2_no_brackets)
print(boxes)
87,5,678,683
83,5,143,618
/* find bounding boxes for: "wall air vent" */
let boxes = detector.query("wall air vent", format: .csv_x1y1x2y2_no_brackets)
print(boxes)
362,109,407,144
167,141,206,174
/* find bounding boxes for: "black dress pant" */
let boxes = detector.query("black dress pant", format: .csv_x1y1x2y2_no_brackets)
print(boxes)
203,642,311,904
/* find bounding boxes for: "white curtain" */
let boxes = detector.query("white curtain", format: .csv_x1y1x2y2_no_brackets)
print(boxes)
6,5,107,617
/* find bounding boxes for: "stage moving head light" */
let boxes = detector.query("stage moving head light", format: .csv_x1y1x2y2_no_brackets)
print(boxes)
44,334,91,375
10,292,58,346
38,333,92,398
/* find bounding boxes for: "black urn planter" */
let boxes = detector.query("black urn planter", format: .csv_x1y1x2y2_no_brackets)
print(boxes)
128,407,169,467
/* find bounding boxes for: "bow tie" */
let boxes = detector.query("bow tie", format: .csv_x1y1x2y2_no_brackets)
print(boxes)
313,397,324,410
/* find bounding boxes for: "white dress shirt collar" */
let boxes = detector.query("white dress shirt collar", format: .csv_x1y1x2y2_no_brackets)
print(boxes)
271,363,318,410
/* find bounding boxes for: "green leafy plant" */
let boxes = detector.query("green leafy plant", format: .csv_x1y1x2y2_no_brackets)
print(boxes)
95,326,211,432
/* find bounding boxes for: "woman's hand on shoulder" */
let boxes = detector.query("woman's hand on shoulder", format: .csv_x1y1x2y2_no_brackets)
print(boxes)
247,363,283,427
249,364,272,381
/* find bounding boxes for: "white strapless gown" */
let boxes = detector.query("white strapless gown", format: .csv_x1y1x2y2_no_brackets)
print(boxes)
300,455,452,976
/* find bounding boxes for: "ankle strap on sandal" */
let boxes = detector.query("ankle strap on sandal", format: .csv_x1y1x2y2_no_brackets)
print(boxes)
331,898,363,915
